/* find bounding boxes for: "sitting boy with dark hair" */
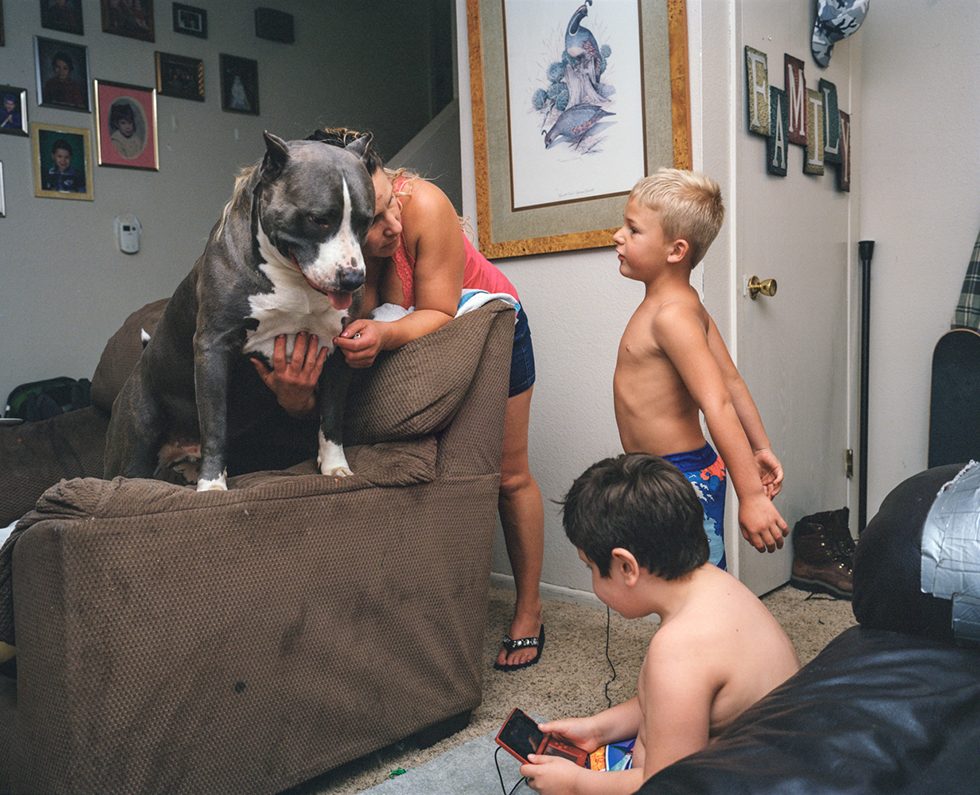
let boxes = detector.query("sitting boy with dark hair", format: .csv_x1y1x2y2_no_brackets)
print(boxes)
520,454,799,794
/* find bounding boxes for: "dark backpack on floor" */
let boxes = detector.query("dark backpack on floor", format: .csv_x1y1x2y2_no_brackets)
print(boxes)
4,376,92,421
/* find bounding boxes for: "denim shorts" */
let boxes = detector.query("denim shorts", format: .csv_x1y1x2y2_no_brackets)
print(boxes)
509,306,536,397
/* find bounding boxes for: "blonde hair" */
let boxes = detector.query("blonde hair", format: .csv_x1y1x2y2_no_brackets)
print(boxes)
629,168,724,267
214,162,258,241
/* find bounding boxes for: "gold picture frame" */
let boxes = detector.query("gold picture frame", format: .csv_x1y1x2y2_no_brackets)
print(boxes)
467,0,691,259
31,122,94,200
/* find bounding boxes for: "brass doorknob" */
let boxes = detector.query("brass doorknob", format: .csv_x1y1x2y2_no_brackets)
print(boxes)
747,276,777,299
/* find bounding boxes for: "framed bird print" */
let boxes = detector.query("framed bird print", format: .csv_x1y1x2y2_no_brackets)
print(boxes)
467,0,691,258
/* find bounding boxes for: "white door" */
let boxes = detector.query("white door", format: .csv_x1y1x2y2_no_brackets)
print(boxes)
729,3,855,595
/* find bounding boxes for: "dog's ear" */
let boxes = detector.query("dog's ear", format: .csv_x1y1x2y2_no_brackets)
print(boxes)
345,132,374,162
260,131,290,182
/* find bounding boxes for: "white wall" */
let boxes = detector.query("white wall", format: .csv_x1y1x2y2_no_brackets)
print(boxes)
0,0,441,405
459,1,979,597
455,14,630,595
858,3,980,514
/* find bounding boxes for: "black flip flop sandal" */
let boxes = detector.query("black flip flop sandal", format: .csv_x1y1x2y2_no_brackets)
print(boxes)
493,625,545,672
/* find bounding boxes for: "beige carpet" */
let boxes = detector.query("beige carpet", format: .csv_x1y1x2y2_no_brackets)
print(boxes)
292,581,856,794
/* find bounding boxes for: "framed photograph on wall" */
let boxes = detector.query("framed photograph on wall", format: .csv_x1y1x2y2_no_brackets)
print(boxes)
0,1,5,47
34,36,90,111
467,0,692,259
100,0,153,42
40,0,84,36
219,54,259,115
0,161,6,217
255,8,294,43
155,51,204,101
172,3,206,38
93,79,159,170
31,122,93,200
0,85,29,136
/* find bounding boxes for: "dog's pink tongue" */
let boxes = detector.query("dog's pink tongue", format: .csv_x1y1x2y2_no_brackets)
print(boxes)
327,291,353,311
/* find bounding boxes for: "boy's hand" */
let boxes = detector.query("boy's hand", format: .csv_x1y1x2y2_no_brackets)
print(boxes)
739,494,788,553
537,717,600,752
754,448,784,498
521,754,585,795
250,332,325,416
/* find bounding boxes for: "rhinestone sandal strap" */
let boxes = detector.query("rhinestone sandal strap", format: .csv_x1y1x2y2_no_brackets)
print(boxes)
502,635,539,651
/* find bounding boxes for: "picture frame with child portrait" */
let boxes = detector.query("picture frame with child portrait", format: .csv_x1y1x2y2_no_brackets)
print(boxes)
34,36,90,111
0,85,29,137
93,79,159,170
31,122,93,200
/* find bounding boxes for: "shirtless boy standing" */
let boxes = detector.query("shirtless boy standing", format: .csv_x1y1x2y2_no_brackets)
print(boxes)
520,454,800,794
612,168,786,566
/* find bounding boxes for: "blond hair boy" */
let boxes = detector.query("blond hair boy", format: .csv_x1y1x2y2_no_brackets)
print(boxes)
612,168,786,564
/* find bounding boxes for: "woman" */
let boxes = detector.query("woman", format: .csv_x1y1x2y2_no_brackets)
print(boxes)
254,129,546,671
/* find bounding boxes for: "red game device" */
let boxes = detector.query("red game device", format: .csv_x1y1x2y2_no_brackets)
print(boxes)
495,708,589,767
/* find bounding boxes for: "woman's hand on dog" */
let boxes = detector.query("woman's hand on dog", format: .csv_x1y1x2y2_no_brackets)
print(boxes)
334,319,386,369
250,332,325,416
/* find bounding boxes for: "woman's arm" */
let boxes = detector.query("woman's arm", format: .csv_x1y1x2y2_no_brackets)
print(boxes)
334,178,465,367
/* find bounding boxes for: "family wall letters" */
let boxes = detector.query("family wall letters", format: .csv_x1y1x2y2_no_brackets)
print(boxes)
744,47,852,191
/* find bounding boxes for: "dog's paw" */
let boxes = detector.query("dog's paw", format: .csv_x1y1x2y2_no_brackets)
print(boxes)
196,471,228,491
317,434,352,478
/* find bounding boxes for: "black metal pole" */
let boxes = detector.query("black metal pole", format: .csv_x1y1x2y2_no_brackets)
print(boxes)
858,240,875,532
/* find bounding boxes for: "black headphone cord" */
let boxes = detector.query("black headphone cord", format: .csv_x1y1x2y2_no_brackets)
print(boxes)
494,745,528,795
603,604,617,709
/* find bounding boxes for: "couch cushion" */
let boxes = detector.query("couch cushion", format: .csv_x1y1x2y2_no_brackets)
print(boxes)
0,406,109,527
345,303,513,444
852,464,963,643
90,298,168,412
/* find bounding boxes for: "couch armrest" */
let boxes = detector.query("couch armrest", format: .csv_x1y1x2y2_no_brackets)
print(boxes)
345,302,514,450
0,406,109,527
8,460,498,794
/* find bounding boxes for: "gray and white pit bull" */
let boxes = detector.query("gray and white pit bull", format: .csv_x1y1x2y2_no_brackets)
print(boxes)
104,132,375,490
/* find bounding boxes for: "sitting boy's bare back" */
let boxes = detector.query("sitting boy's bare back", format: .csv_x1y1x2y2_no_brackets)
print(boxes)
632,564,800,774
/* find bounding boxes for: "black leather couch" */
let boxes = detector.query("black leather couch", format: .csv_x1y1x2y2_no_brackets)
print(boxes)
639,464,980,795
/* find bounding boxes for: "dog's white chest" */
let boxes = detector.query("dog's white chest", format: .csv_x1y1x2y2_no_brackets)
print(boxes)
242,267,347,360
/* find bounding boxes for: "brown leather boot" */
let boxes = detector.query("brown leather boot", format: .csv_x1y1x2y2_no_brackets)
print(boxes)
790,510,854,599
806,508,855,559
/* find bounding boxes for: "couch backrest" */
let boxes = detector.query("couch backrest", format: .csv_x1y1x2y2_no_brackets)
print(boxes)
89,299,514,448
90,299,168,413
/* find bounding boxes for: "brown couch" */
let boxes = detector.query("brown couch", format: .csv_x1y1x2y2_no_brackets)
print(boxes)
0,299,514,795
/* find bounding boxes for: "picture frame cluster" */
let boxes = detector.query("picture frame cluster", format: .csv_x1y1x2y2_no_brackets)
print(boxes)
1,1,296,205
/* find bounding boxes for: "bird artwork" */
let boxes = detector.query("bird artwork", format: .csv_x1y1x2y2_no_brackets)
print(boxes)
543,104,615,149
531,0,615,153
564,1,605,104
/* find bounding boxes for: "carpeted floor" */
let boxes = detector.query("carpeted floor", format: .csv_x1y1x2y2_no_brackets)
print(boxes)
289,581,856,794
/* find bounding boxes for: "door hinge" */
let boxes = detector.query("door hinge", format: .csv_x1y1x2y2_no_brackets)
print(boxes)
845,448,854,479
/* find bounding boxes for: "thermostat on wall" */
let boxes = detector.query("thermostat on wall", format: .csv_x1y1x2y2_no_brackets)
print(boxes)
114,214,142,254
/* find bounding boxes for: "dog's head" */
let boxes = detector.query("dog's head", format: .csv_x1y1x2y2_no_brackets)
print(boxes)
256,132,374,311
